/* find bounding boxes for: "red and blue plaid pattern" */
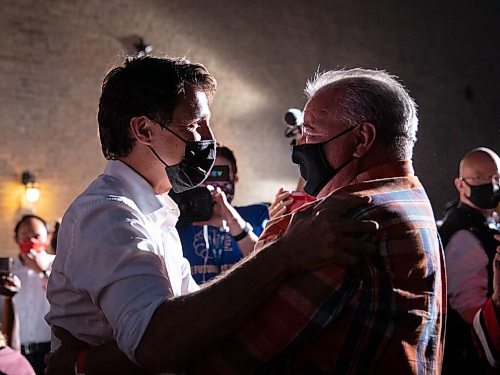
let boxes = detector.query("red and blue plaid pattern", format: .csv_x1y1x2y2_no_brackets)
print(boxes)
191,162,446,374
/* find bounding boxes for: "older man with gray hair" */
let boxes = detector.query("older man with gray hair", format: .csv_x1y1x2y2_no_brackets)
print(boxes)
193,68,444,374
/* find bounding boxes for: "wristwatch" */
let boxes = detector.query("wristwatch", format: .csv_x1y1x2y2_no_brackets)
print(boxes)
233,222,253,241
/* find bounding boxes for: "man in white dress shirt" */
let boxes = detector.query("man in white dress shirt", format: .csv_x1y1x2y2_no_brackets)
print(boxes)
45,55,378,374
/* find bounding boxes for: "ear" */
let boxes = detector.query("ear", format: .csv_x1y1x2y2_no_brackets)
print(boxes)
130,116,154,145
454,177,465,194
353,122,376,158
233,174,239,184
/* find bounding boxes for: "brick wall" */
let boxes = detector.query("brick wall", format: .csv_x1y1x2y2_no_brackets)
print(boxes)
0,0,498,256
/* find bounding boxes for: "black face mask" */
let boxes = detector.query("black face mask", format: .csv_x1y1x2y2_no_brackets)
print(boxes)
149,125,216,193
463,181,500,209
291,126,357,196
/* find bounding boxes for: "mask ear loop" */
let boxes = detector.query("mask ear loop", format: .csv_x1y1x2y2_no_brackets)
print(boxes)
322,125,359,145
148,145,171,168
163,126,188,143
321,124,359,170
146,117,188,168
149,117,188,143
458,177,472,198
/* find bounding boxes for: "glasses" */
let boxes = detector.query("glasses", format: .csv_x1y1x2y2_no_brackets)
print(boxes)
461,174,500,185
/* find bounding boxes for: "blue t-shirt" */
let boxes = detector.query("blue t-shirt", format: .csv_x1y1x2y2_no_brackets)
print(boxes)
177,204,269,284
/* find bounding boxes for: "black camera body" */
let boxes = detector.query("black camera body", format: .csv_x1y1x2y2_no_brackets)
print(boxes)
0,257,12,274
169,186,213,225
169,165,234,224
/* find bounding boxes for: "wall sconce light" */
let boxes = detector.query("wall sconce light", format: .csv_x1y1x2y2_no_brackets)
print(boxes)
22,170,40,204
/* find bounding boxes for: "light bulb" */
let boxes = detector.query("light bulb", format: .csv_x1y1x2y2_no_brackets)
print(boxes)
25,183,40,203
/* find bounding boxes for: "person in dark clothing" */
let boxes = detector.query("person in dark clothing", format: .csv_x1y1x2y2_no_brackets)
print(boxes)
439,147,500,374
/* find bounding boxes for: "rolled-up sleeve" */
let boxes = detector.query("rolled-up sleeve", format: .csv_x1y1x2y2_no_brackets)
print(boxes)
63,200,172,361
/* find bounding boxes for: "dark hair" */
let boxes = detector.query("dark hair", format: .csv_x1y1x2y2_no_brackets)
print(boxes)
14,215,48,237
216,144,238,175
98,55,217,159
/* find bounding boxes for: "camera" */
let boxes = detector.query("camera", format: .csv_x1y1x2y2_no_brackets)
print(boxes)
169,187,213,225
169,165,235,224
0,257,12,274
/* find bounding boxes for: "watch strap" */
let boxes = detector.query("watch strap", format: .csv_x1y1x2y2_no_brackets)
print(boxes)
233,222,253,241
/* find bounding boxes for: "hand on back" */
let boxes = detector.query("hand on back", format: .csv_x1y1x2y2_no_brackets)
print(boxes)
279,194,378,273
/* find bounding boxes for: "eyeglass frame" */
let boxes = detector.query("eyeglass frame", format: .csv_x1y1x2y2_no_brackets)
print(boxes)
459,173,500,185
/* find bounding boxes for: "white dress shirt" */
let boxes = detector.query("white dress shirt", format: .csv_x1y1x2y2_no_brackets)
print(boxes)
445,229,489,314
46,160,199,361
12,252,54,344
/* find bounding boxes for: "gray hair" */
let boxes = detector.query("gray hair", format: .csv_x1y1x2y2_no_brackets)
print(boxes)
305,68,418,159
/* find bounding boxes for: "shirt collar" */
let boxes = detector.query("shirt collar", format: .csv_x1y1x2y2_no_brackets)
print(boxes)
103,160,180,218
351,160,414,185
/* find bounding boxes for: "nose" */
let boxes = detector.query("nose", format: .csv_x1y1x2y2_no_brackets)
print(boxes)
198,119,215,141
295,131,307,145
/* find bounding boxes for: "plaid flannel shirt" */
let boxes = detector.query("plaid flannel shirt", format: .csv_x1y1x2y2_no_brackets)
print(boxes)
190,161,446,374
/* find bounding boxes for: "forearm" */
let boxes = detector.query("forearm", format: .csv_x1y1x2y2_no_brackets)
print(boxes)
190,264,358,373
1,298,15,346
226,214,258,256
89,194,376,372
135,238,289,372
233,232,258,256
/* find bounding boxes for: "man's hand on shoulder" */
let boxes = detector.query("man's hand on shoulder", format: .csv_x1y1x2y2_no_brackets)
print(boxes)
279,194,378,273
